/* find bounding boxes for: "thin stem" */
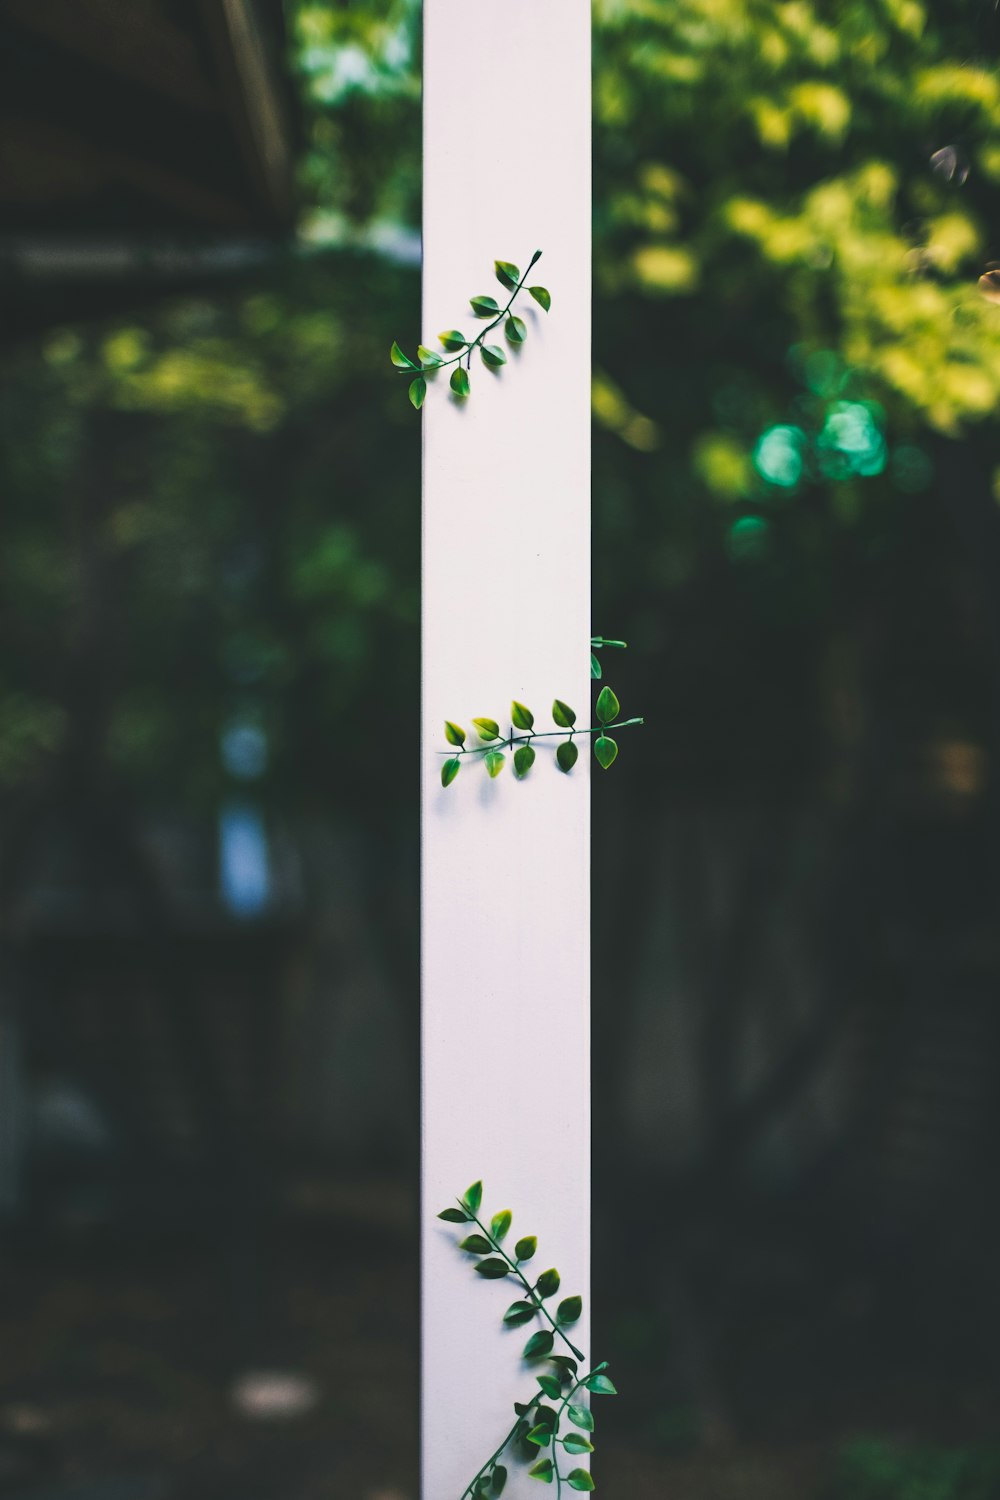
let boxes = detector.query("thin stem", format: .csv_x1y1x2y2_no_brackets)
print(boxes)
440,718,645,755
422,254,539,376
459,1412,522,1500
461,1201,585,1361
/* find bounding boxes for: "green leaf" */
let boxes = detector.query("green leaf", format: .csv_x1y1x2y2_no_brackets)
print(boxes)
418,345,444,367
458,1234,493,1254
528,1459,553,1483
493,1466,507,1495
390,340,417,369
463,1181,483,1213
536,1268,561,1299
506,315,527,344
594,735,618,770
595,686,620,724
523,1330,554,1360
444,720,466,746
472,718,500,741
526,1425,551,1448
563,1434,594,1454
484,749,505,779
534,1405,558,1431
513,743,536,778
552,700,577,728
475,1257,510,1279
451,366,471,397
515,1236,537,1262
511,701,534,731
481,344,507,368
585,1374,617,1396
490,1209,512,1243
528,286,551,312
551,1356,579,1381
471,295,500,317
441,757,461,788
503,1300,535,1326
495,260,520,290
567,1404,594,1431
438,329,467,351
591,652,602,679
556,741,579,774
537,1374,562,1400
567,1469,595,1490
557,1295,582,1325
438,1206,470,1223
408,376,426,409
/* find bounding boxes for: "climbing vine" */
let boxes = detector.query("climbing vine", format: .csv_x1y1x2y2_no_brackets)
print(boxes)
438,1180,616,1495
390,250,550,407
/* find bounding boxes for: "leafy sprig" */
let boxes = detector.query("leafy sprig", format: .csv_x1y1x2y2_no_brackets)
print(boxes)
391,251,551,407
439,1180,617,1496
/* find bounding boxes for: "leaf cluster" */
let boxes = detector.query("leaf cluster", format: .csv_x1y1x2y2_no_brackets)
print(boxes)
391,251,551,407
439,1181,617,1496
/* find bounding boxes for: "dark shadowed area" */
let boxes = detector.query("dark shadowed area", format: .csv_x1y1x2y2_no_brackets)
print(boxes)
2,1,1000,1497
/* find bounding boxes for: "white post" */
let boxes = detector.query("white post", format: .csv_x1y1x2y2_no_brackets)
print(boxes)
421,3,591,1497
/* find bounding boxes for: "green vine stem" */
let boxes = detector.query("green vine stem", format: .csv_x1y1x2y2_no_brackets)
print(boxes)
439,1180,617,1495
391,250,550,407
440,687,643,787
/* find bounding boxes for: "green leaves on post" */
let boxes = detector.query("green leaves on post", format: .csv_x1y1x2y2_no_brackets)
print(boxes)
523,1330,555,1361
528,1459,554,1483
514,744,536,778
563,1434,594,1454
444,720,466,746
441,757,461,788
472,718,501,741
536,1268,561,1299
515,1235,537,1262
484,749,505,779
584,1373,618,1396
552,700,576,729
567,1404,594,1432
464,1181,483,1214
503,1300,535,1326
490,1209,512,1243
557,1295,583,1325
475,1258,511,1279
567,1470,595,1490
392,250,545,404
460,1234,494,1255
511,701,534,731
556,741,579,774
437,1205,470,1224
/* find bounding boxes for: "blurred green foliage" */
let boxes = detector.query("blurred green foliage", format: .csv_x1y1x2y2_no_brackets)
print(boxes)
2,0,999,813
834,1439,1000,1500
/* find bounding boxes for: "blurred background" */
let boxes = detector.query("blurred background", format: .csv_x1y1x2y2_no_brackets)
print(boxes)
2,1,1000,1496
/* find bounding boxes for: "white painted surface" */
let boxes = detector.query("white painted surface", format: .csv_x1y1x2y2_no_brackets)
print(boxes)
421,2,592,1495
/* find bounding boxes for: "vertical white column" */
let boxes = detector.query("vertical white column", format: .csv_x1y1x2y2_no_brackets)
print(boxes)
421,3,591,1497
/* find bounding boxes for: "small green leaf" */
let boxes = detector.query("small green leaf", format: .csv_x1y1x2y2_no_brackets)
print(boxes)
444,720,466,746
475,1257,510,1279
585,1374,617,1396
441,757,461,788
594,735,618,770
451,366,471,397
595,686,620,724
503,1300,535,1326
409,376,426,409
568,1404,594,1431
472,717,501,741
556,741,579,774
591,653,602,679
513,743,536,778
526,1425,551,1448
523,1330,554,1360
557,1295,582,1325
390,340,416,369
459,1234,493,1254
490,1209,512,1243
506,315,527,344
438,329,467,351
495,260,520,290
481,344,507,368
551,1356,579,1380
484,749,505,779
493,1466,507,1495
563,1434,594,1454
528,1459,553,1483
515,1235,537,1262
528,286,551,311
471,295,500,317
534,1405,558,1431
537,1375,562,1400
552,700,577,728
536,1268,561,1299
464,1181,483,1213
438,1206,469,1223
567,1469,595,1490
511,700,534,731
418,345,444,367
